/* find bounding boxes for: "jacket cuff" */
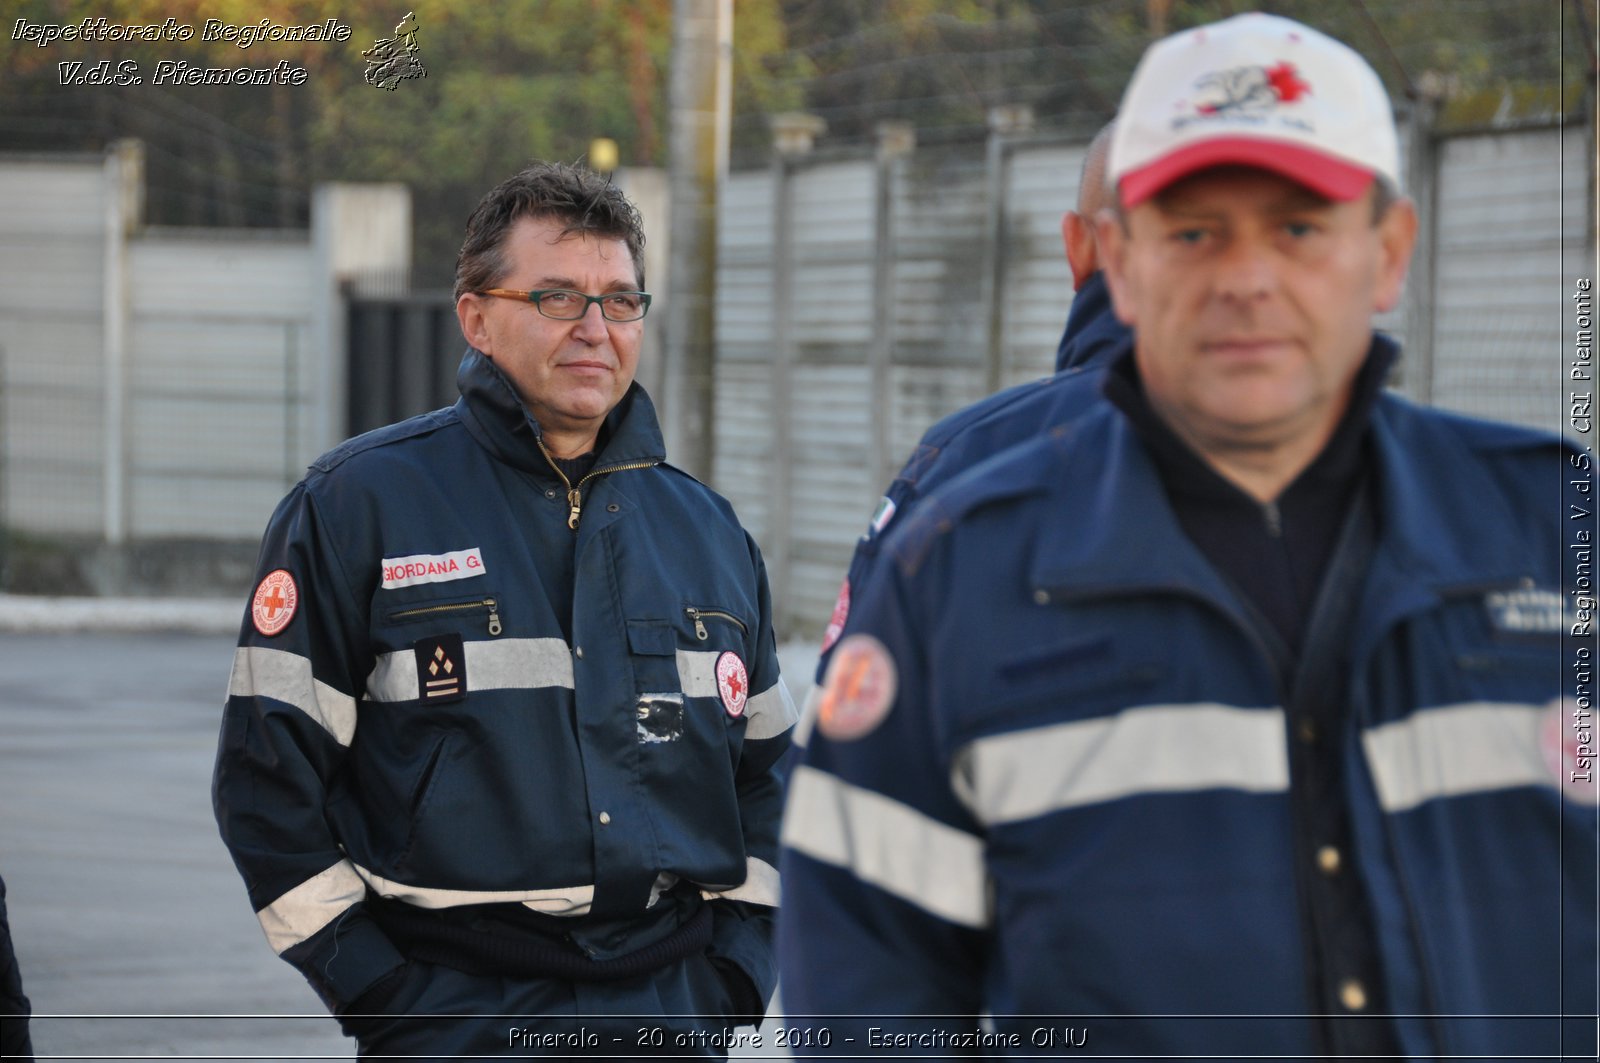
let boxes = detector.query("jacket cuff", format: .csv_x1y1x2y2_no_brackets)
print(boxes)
284,905,408,1015
710,957,765,1025
706,899,776,1024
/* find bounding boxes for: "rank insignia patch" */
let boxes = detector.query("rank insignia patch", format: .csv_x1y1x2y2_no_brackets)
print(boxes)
414,633,466,703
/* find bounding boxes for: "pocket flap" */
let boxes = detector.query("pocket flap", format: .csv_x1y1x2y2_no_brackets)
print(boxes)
627,619,677,656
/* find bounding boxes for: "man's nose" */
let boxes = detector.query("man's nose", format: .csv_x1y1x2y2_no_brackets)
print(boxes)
1213,235,1277,303
571,299,610,341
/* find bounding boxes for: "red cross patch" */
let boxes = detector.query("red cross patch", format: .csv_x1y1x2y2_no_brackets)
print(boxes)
250,569,298,637
1542,696,1597,802
819,578,850,654
716,651,748,718
816,633,897,741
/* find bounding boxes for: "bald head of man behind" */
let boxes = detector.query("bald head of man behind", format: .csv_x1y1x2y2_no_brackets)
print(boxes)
1062,121,1117,291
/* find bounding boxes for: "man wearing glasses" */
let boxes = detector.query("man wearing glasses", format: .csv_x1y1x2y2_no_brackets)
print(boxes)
215,162,794,1056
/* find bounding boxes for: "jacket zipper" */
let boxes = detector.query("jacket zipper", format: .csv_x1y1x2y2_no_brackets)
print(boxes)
538,440,657,530
685,607,747,641
1263,500,1283,537
390,597,502,637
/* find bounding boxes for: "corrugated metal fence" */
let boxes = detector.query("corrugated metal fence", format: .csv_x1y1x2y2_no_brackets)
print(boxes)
0,120,1590,612
715,118,1594,636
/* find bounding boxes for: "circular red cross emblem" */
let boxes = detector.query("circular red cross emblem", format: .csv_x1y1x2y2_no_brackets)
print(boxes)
251,569,298,637
716,651,748,718
817,633,897,742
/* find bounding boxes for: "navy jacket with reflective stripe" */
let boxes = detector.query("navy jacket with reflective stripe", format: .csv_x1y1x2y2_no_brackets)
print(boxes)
780,381,1597,1058
214,350,795,1014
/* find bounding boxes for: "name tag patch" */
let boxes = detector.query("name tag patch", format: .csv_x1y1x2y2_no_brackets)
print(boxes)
414,633,466,703
382,547,486,590
1485,587,1564,635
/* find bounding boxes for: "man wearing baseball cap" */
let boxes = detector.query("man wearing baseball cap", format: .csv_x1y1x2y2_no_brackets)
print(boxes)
779,13,1596,1059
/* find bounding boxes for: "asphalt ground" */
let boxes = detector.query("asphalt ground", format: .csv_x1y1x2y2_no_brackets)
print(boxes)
0,615,818,1061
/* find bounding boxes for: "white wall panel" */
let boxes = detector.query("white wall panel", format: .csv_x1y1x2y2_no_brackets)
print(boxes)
1431,126,1588,435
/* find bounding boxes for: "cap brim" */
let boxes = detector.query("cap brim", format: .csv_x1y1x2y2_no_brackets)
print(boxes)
1118,137,1376,208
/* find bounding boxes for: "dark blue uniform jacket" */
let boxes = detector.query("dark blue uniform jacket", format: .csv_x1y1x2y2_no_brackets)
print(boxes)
782,371,1597,1058
215,350,795,1018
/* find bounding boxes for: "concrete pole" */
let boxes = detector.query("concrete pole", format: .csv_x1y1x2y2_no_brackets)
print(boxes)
870,122,914,496
664,0,731,480
981,105,1033,396
1401,89,1440,405
102,139,141,549
767,112,825,627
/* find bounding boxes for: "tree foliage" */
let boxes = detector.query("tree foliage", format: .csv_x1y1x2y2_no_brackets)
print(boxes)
0,0,1582,278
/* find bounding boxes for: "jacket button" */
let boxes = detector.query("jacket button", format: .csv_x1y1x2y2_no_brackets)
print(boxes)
607,503,620,512
1316,845,1342,875
1338,979,1368,1012
545,489,557,499
1032,589,1050,605
598,811,611,825
1296,718,1318,745
574,646,584,659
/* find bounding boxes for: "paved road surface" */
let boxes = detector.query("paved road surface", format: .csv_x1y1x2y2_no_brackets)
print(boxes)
0,631,816,1061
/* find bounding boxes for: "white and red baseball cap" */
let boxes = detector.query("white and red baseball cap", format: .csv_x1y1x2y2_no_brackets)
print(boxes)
1109,13,1400,208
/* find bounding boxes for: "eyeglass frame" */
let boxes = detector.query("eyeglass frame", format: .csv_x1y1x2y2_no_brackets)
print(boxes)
477,287,653,322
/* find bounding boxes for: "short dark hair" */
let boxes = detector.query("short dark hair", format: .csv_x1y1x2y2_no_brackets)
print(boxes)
454,162,646,301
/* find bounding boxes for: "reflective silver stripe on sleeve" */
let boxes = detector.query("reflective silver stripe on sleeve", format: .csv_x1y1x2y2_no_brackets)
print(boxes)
781,765,989,929
1362,701,1548,813
952,704,1289,826
793,683,823,749
699,857,781,907
677,649,719,697
229,646,357,747
745,678,798,740
257,860,366,955
365,638,575,702
350,861,595,916
679,651,797,738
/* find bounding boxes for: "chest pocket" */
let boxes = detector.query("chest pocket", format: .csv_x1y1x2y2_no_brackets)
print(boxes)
626,606,751,710
381,591,503,641
1427,586,1565,705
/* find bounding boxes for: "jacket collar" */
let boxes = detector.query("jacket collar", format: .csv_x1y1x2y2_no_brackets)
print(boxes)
1054,271,1130,373
1029,336,1527,607
453,347,666,476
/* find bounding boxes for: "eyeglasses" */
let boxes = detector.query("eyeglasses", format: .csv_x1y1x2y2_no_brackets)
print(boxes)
478,288,652,322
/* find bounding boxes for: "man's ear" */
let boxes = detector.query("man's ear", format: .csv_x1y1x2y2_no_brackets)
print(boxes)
1062,211,1097,291
457,292,492,354
1095,208,1138,328
1372,197,1419,315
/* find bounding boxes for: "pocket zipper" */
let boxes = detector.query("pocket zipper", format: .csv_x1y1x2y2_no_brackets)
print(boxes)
685,607,747,641
390,597,502,637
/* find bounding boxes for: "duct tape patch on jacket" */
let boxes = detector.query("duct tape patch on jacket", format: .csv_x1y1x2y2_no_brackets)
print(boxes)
637,693,685,743
251,569,298,637
414,633,466,703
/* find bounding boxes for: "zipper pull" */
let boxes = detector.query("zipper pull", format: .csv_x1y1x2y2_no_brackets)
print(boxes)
1263,500,1283,537
485,598,502,637
686,608,708,640
567,486,582,530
